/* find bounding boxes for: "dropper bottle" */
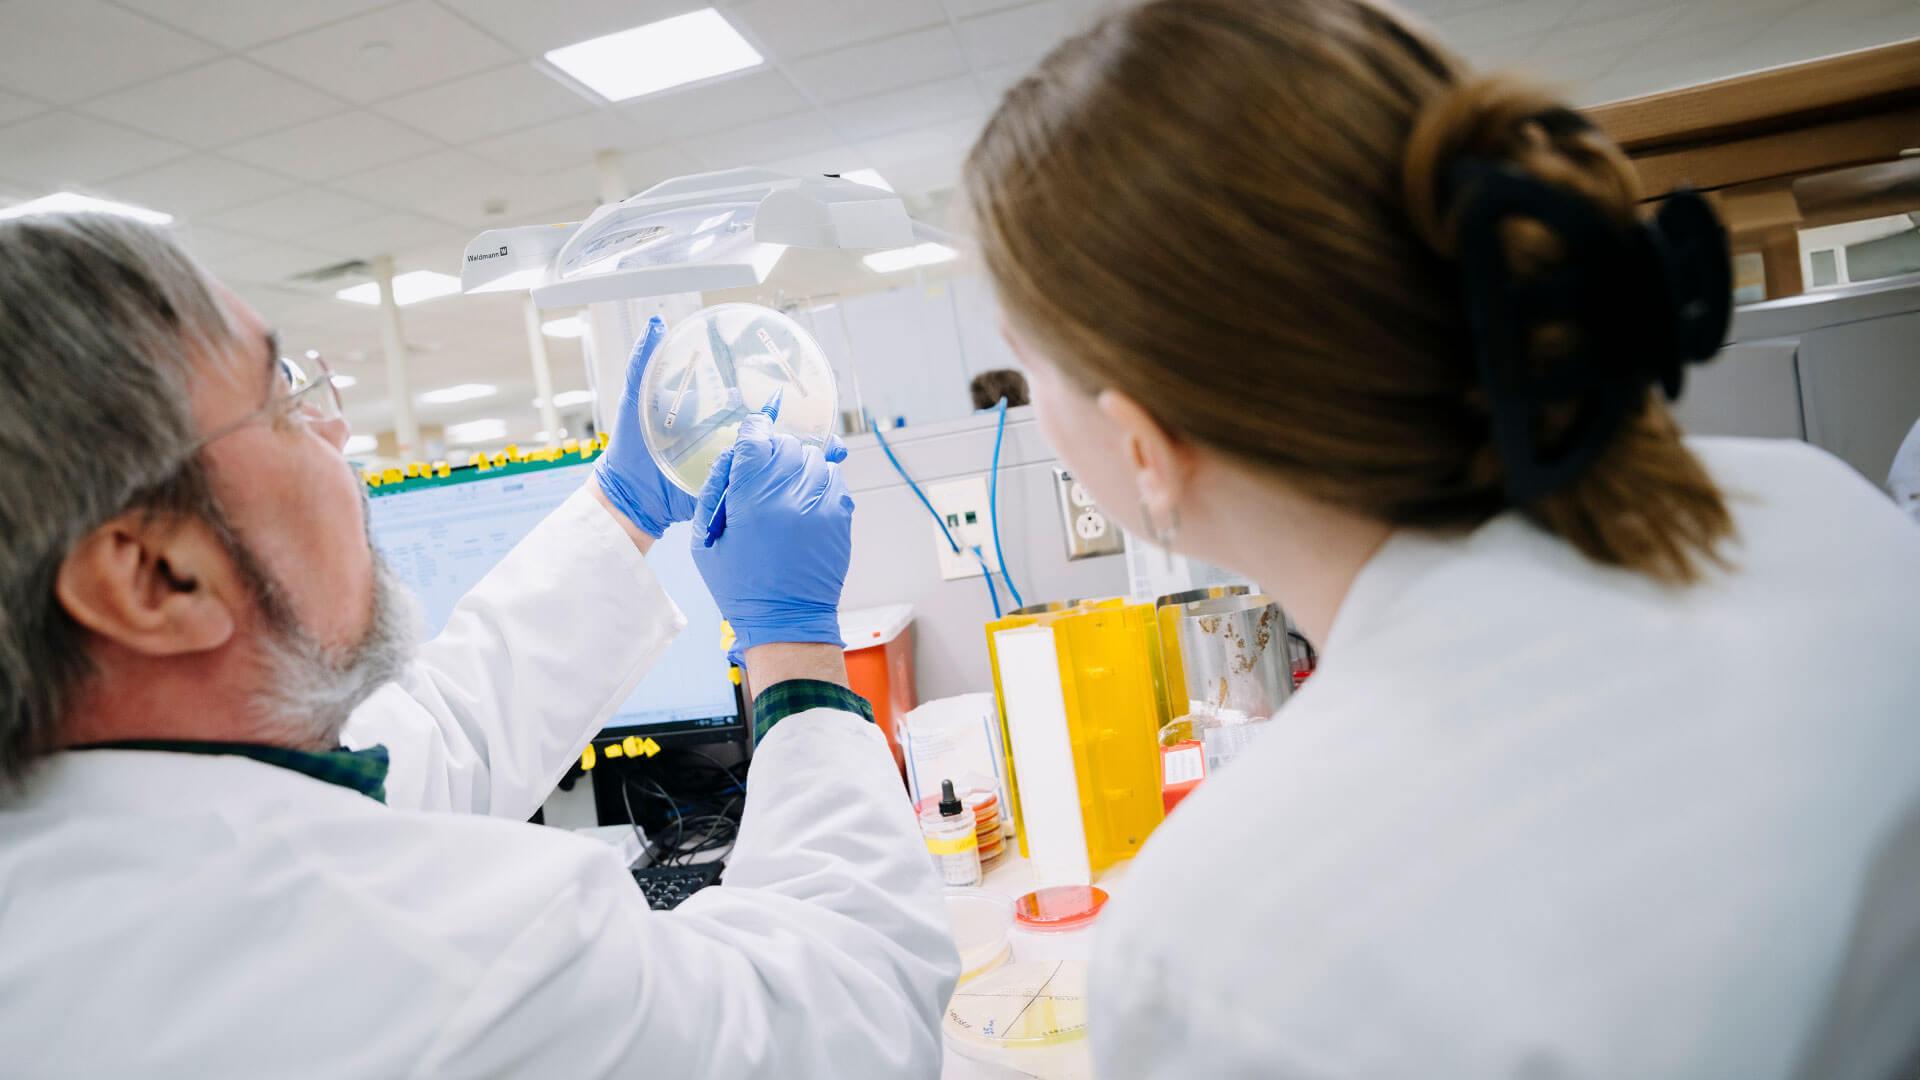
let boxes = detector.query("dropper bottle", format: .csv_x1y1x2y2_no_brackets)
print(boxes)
919,779,983,887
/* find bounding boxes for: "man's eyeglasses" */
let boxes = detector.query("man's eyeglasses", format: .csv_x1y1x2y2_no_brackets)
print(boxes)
189,354,347,456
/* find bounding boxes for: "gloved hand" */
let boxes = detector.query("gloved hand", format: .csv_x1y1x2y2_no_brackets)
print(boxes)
594,317,697,538
691,400,852,654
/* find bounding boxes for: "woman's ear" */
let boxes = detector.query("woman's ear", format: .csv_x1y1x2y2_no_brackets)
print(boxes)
55,511,237,658
1096,388,1192,526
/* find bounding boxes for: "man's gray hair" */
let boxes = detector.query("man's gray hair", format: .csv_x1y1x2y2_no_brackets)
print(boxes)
0,213,242,782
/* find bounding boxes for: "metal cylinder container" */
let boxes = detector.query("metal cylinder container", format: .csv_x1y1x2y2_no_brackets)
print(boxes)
1167,592,1291,719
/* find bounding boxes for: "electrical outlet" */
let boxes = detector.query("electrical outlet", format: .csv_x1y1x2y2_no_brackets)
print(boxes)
925,476,995,580
1055,468,1125,560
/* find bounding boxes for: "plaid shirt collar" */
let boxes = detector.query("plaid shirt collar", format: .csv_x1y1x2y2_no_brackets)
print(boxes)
70,740,390,803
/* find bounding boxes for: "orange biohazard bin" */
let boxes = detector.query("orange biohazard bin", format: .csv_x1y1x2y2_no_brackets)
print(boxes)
840,604,916,780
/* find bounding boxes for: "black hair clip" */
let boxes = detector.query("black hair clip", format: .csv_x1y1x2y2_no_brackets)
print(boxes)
1445,160,1731,505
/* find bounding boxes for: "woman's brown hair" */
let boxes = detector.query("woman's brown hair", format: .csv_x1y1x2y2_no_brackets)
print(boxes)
963,0,1733,583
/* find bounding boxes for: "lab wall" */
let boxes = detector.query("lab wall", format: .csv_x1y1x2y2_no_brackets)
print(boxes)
794,273,1025,433
839,408,1131,702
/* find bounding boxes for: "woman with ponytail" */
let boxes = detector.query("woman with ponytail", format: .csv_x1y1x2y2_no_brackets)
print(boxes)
963,1,1920,1074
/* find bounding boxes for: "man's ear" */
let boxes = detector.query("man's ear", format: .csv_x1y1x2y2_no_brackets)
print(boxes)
1095,388,1193,524
55,511,237,657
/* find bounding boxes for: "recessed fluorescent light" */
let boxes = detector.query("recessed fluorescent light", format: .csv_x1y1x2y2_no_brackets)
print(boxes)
418,383,497,405
0,191,173,225
343,434,379,456
533,428,569,441
446,418,508,445
330,373,358,389
335,270,463,307
552,389,596,408
842,169,892,192
862,243,958,274
544,8,762,103
541,316,585,339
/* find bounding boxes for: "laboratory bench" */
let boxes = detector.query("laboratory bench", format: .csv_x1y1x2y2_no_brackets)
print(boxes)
939,850,1129,1080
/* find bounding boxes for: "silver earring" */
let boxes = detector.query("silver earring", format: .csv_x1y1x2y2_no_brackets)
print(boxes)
1139,498,1180,546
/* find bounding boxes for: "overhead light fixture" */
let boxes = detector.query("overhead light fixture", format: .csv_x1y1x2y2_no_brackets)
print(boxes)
551,389,596,408
862,242,958,274
342,434,379,456
418,383,497,405
446,418,508,445
543,8,762,103
540,316,585,339
533,428,570,441
0,191,173,225
335,270,463,307
842,169,892,192
330,373,358,390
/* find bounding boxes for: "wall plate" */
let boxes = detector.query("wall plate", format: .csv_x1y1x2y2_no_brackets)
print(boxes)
1055,467,1124,560
925,475,995,580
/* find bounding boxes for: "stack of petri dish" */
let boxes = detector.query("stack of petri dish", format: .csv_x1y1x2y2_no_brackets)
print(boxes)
916,788,1006,871
968,790,1005,868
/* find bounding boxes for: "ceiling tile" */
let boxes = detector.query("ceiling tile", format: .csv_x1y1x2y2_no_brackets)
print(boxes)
788,26,970,103
223,111,440,180
763,146,872,179
939,0,1042,16
331,150,600,226
0,89,45,128
206,188,387,241
826,76,986,141
858,115,987,171
0,112,187,187
205,242,345,284
173,223,270,262
375,63,595,145
681,111,841,172
957,2,1083,71
726,0,946,59
249,1,516,104
1530,6,1684,61
76,60,347,150
617,69,811,142
439,0,700,55
464,111,651,174
1661,0,1802,34
97,155,302,218
0,0,218,104
615,146,711,196
301,212,470,260
115,0,397,50
1435,0,1578,48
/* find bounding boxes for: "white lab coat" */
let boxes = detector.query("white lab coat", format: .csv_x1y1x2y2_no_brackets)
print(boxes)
0,487,958,1078
1093,438,1920,1079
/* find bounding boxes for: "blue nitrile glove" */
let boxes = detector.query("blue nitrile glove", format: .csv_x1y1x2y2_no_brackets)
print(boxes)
691,400,853,654
594,317,697,538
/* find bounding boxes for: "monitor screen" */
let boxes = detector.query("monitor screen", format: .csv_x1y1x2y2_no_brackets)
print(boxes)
366,461,740,741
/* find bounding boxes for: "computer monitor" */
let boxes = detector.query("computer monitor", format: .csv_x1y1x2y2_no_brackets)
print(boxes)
366,460,744,746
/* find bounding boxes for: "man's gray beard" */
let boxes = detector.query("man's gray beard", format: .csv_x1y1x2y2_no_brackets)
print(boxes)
249,552,418,748
213,514,418,748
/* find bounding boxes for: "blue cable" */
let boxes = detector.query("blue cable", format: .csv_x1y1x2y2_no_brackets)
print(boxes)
988,398,1025,610
866,410,1003,618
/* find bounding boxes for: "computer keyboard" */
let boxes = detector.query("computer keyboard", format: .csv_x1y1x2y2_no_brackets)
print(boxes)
632,861,724,910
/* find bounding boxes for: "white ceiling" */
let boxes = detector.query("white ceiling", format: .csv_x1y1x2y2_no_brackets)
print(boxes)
2,0,1916,445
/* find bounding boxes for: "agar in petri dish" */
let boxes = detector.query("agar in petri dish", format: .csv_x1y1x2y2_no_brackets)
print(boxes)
638,302,839,495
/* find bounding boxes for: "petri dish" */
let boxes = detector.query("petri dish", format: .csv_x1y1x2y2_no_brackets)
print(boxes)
638,302,839,495
945,889,1014,984
944,959,1091,1072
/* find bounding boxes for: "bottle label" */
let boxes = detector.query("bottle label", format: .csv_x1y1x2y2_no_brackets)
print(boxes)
926,831,980,856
